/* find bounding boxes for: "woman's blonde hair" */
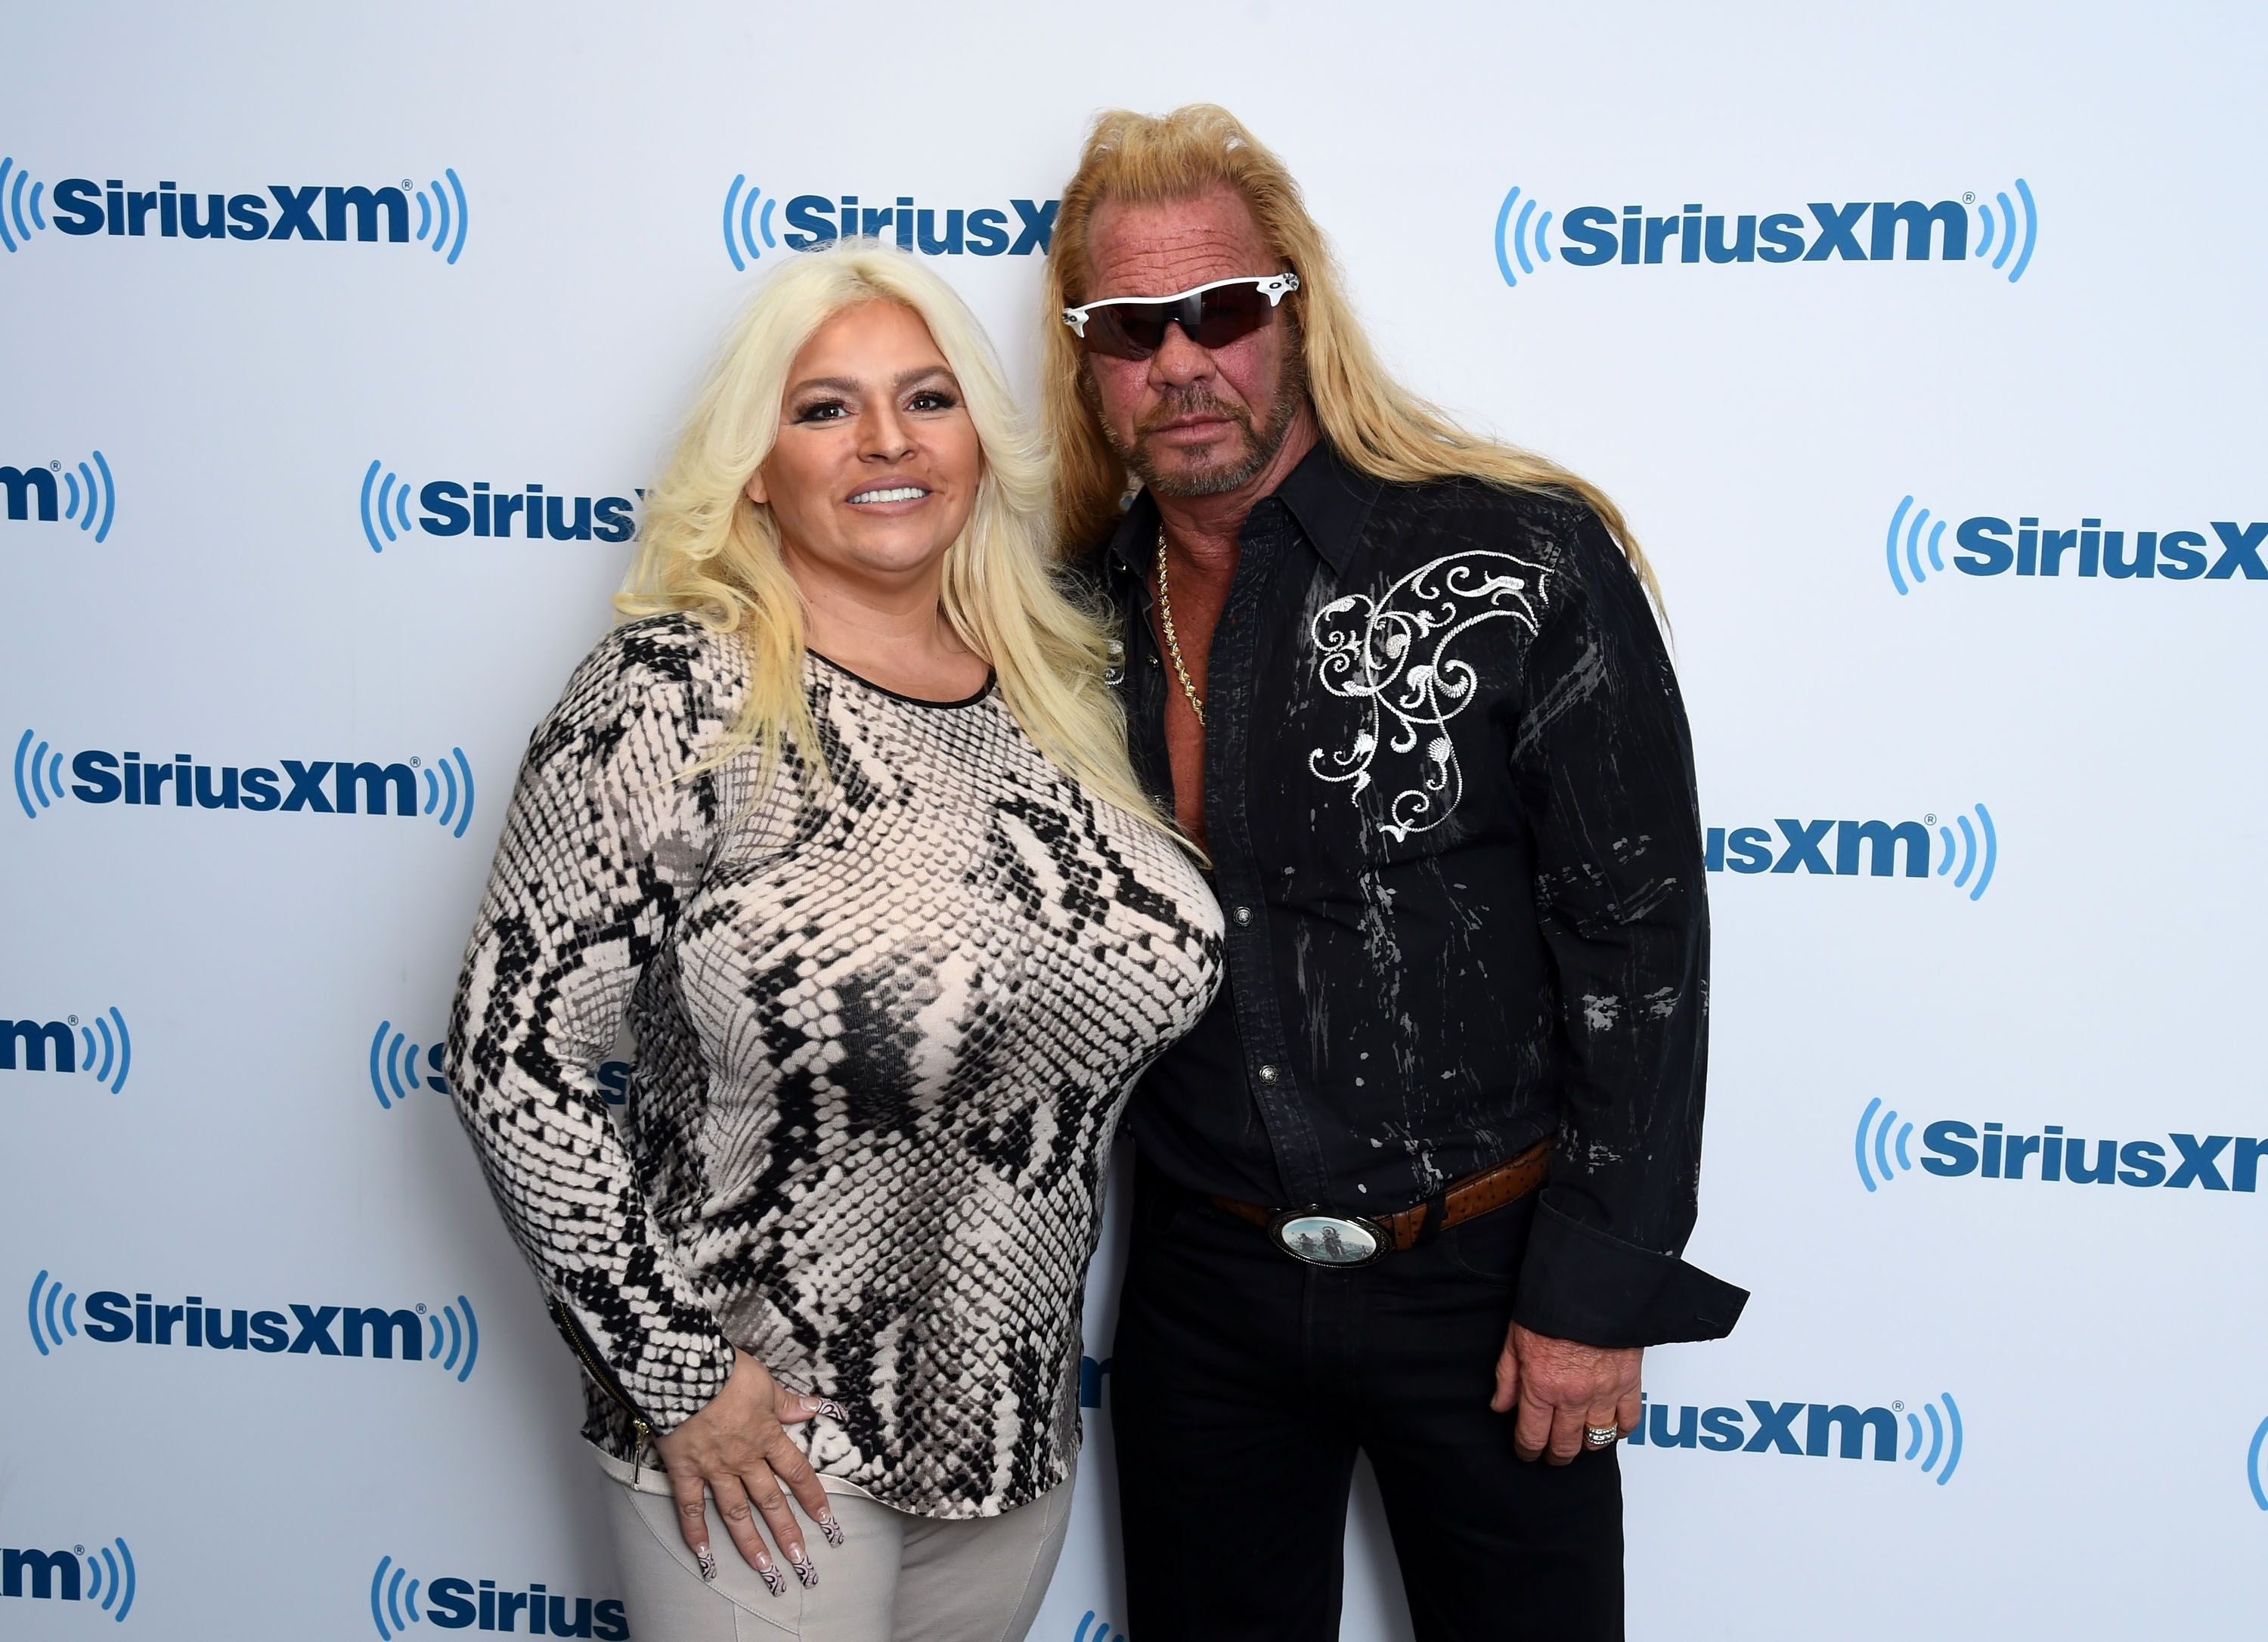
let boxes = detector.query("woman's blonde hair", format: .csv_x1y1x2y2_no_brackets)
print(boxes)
1041,104,1662,609
618,241,1165,831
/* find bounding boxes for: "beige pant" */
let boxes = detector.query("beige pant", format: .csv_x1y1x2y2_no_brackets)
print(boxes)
600,1454,1075,1642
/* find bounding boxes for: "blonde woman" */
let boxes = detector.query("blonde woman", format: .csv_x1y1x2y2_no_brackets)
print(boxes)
444,243,1222,1642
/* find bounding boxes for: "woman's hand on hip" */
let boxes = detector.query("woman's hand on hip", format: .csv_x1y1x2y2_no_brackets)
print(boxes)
650,1349,845,1593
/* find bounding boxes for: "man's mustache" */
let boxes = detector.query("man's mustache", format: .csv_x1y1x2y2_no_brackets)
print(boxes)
1137,389,1253,437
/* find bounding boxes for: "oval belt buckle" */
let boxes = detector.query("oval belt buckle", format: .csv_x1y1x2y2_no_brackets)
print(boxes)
1266,1207,1388,1268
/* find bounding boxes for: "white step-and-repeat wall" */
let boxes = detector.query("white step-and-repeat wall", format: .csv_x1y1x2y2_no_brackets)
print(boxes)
5,4,2263,1637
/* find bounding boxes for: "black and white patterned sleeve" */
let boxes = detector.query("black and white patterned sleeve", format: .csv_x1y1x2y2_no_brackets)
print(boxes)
445,618,738,1431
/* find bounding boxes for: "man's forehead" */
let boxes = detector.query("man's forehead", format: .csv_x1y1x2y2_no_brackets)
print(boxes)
1086,188,1273,296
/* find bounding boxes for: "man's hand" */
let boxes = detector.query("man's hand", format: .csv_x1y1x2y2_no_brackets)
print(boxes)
1491,1321,1642,1465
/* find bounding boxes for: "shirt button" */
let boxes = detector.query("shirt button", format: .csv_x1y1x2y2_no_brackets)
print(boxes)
1256,1064,1278,1085
1232,905,1253,927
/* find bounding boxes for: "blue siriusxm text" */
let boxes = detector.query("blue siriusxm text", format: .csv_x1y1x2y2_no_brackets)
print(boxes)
1,453,116,542
14,732,477,836
373,1555,626,1639
64,753,426,813
1495,180,2037,287
720,178,1055,269
1856,1099,2268,1194
1627,1391,1963,1483
1079,1354,1112,1408
1885,497,2266,593
0,160,469,261
1706,804,1997,900
785,194,1055,255
26,1271,482,1380
3,1007,132,1092
359,463,637,554
2,1538,136,1619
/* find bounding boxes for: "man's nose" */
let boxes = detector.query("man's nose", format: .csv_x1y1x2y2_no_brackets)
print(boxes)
1147,320,1214,386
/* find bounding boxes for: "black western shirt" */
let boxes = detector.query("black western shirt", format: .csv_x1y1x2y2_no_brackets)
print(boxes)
1101,441,1746,1346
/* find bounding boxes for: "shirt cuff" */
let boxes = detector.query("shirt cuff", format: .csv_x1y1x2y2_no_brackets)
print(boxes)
632,1336,739,1435
1512,1197,1749,1347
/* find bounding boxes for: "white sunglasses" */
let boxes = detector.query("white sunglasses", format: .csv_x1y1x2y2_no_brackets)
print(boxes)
1061,273,1300,358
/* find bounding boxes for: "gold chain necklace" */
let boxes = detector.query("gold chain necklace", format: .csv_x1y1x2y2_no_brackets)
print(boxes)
1155,527,1204,728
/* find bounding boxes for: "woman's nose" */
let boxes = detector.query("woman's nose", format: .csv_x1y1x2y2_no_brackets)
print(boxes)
861,402,916,460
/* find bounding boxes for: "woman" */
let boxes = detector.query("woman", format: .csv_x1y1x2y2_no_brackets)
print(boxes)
445,243,1222,1641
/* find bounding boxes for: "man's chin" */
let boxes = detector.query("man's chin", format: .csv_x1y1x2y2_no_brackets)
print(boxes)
1139,445,1263,500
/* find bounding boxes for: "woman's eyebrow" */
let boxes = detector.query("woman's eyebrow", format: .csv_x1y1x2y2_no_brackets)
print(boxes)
786,365,956,398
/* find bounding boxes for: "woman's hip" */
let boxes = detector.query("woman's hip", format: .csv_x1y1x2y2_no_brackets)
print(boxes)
598,1451,1077,1642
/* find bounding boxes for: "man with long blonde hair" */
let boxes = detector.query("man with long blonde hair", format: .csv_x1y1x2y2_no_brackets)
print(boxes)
1046,107,1746,1639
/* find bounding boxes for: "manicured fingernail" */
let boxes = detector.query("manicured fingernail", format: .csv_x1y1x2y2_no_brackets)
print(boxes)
760,1566,787,1598
814,1398,849,1421
792,1554,819,1588
818,1508,844,1548
695,1547,717,1583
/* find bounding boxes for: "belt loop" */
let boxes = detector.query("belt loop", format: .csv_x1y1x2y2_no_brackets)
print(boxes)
1411,1190,1450,1247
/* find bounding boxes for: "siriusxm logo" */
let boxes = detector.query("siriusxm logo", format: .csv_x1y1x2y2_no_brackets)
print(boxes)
1854,1098,2268,1196
13,732,477,836
1705,804,1997,901
2,452,116,543
0,158,469,262
1494,179,2036,287
4,1008,132,1093
2251,1416,2268,1512
1626,1390,1964,1484
25,1271,482,1380
369,1020,626,1111
370,1021,451,1111
358,463,640,554
1073,1613,1126,1642
2,1537,137,1622
370,1556,627,1639
1885,496,2266,593
720,175,1057,270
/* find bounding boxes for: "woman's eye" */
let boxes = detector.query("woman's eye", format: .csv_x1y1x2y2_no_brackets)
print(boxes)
792,400,847,423
908,390,958,413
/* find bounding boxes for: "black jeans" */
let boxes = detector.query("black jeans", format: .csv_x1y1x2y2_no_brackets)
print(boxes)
1112,1158,1624,1641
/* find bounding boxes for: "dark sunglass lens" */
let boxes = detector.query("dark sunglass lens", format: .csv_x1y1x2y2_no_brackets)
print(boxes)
1085,305,1170,360
1082,284,1279,358
1190,286,1273,348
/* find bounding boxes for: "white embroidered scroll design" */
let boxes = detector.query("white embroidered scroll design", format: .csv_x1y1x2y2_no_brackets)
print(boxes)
1307,551,1550,841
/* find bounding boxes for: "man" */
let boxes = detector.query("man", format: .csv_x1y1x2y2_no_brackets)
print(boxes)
1041,107,1747,1640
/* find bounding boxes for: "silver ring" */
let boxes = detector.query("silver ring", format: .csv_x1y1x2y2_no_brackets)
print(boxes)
1584,1425,1619,1447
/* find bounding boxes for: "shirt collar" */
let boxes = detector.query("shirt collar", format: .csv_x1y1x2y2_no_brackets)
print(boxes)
1102,438,1377,578
1269,438,1374,575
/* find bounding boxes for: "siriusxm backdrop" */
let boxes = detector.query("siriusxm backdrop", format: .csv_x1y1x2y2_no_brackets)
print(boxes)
4,3,2264,1637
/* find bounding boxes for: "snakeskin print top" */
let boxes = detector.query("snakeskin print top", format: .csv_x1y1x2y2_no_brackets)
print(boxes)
445,613,1222,1519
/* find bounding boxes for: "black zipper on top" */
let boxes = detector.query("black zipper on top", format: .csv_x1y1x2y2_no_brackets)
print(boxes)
547,1297,653,1483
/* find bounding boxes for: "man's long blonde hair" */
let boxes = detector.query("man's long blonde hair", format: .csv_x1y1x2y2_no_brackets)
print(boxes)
1041,104,1660,606
618,243,1162,829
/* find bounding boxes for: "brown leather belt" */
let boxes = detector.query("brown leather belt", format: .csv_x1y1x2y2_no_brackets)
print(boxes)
1210,1139,1553,1267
